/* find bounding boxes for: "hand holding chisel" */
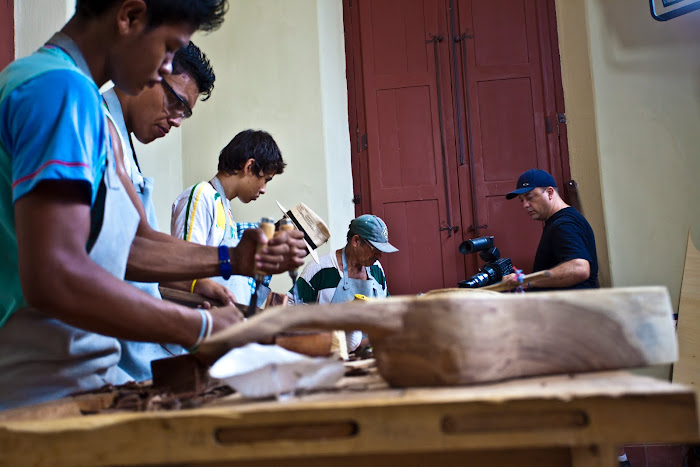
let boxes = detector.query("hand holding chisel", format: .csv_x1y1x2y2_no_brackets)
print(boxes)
246,217,276,318
278,217,301,304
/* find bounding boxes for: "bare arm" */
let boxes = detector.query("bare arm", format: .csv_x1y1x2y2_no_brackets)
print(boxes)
14,181,243,345
125,228,306,282
501,259,590,290
524,259,590,289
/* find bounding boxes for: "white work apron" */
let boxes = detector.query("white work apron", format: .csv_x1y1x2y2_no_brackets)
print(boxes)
0,149,139,410
102,89,185,381
209,177,269,307
330,248,383,352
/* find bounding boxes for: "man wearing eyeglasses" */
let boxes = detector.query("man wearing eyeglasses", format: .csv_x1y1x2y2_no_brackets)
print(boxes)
101,42,241,381
289,215,399,352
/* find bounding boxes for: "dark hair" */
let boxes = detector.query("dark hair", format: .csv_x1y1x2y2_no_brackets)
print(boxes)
218,130,286,177
76,0,228,32
172,42,215,101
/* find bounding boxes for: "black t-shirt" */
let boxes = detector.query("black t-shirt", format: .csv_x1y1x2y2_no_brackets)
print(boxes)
533,207,599,290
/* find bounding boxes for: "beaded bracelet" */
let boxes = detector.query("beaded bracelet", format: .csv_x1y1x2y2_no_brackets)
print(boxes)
188,308,213,353
218,245,232,280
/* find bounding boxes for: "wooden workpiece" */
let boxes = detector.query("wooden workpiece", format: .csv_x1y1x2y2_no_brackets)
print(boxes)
0,371,696,466
201,286,678,387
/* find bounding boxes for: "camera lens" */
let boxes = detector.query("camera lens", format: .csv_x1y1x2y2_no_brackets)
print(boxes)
459,236,494,255
459,271,491,288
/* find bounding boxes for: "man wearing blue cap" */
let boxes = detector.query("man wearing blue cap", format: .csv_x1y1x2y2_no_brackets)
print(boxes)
289,214,398,351
504,169,598,290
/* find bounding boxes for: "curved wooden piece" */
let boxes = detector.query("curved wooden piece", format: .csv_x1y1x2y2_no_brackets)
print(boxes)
200,287,677,387
198,298,407,359
374,287,676,387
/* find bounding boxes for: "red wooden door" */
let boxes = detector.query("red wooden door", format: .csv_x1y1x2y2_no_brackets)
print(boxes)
454,0,564,274
345,0,568,293
354,0,464,295
0,0,14,71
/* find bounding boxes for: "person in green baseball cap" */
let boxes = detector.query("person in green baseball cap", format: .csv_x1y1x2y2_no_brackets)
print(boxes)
288,214,398,353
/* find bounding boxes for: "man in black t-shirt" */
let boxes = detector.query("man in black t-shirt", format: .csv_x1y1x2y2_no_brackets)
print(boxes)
503,169,599,291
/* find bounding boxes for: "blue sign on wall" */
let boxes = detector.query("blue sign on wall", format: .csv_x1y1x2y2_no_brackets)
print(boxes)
650,0,700,20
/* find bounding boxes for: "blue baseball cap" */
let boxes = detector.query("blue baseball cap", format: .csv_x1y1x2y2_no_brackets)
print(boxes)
505,169,557,200
349,215,399,253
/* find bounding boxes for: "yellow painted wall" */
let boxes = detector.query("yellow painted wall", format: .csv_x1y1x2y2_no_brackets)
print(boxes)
556,0,700,311
552,0,610,289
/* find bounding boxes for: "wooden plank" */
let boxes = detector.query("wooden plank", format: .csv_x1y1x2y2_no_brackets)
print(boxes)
0,372,695,466
673,233,700,390
200,287,678,387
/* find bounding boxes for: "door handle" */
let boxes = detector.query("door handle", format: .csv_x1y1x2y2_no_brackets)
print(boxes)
428,33,457,240
455,29,484,240
440,221,459,236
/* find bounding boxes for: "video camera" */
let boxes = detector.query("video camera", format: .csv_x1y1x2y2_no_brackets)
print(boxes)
458,236,514,289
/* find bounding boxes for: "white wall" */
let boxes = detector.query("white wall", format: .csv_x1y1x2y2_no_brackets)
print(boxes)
133,134,184,232
14,0,73,58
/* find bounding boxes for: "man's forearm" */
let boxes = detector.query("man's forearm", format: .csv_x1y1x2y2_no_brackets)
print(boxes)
126,236,223,282
15,184,203,347
531,259,590,289
127,226,307,283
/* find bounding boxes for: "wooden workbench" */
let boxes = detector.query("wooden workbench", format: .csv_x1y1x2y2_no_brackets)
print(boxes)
0,369,697,467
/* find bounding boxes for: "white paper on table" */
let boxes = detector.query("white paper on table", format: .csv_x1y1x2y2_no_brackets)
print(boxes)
209,343,345,399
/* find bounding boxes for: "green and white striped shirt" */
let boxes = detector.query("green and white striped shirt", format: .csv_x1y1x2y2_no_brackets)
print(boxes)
289,251,388,305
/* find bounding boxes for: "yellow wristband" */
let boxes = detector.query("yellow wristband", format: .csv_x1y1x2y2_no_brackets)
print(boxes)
190,279,198,294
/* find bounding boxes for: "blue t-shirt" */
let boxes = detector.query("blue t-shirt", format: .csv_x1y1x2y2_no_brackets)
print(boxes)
533,207,599,290
0,46,110,326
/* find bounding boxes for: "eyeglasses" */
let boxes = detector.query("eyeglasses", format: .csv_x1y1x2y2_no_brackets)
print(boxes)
161,78,193,119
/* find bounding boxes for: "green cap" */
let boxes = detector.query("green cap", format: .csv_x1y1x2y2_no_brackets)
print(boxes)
349,215,399,253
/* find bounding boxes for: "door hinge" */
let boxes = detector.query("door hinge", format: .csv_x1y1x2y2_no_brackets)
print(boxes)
355,128,368,152
556,113,566,137
352,194,362,205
